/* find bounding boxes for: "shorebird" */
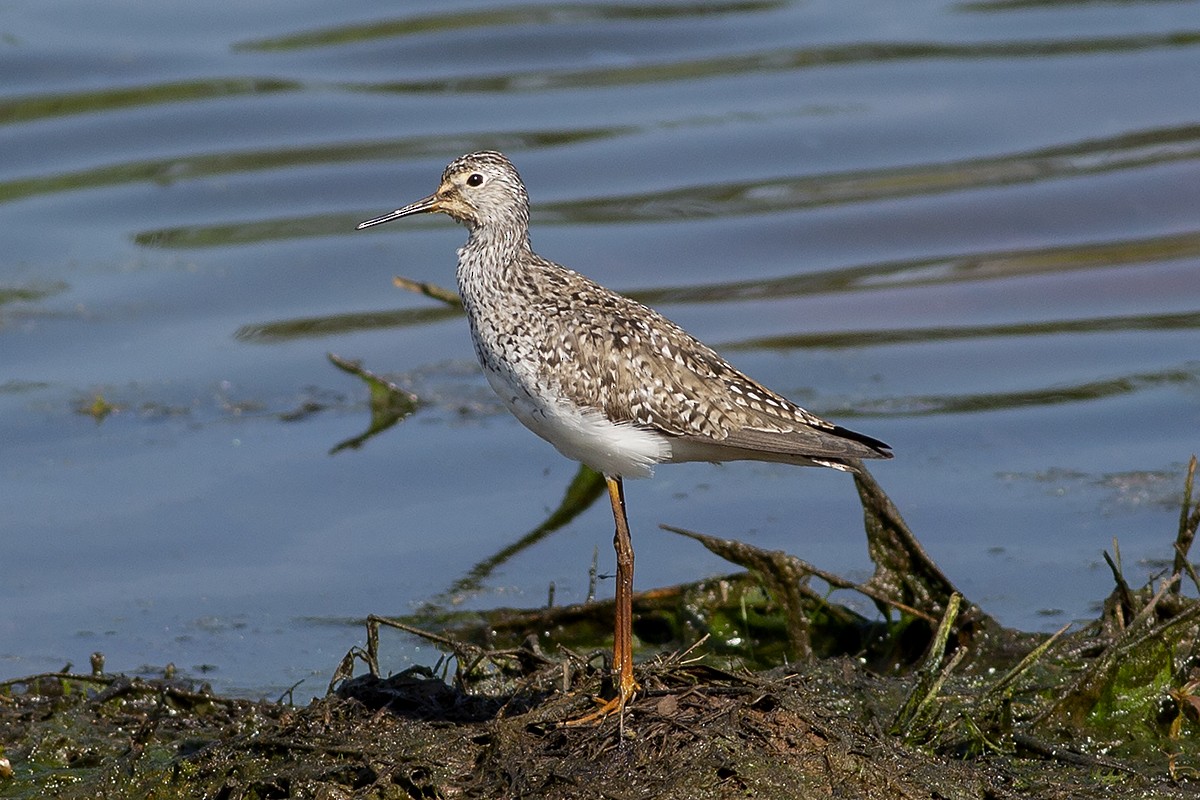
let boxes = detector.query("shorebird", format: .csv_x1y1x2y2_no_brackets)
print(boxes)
357,151,892,720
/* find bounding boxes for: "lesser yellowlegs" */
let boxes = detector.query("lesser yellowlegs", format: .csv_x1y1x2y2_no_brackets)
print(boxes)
357,151,892,719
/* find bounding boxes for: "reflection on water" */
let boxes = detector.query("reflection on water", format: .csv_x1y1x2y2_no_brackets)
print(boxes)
236,2,786,52
236,305,462,343
348,31,1200,94
880,365,1199,416
731,309,1200,349
1,0,1198,699
82,124,1200,246
0,79,301,127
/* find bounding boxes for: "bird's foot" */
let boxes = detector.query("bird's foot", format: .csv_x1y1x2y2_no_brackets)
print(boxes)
563,675,640,726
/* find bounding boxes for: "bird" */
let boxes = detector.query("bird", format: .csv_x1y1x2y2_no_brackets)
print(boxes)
357,150,892,720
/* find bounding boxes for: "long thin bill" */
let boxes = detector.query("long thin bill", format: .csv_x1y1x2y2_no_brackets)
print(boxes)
356,194,439,229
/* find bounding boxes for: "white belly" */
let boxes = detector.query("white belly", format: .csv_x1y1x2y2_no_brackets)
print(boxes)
483,369,671,478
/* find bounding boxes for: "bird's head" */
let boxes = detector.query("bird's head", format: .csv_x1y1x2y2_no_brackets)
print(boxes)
357,150,530,237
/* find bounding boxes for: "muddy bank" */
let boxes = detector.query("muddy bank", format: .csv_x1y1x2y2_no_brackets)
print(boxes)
3,462,1198,798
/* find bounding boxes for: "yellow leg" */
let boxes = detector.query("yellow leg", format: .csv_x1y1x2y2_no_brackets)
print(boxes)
608,475,638,706
566,475,640,724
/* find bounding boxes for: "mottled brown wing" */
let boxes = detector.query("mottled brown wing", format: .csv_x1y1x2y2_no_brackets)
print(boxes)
536,265,890,462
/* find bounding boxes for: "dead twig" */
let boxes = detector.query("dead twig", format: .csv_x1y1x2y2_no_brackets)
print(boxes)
1102,541,1136,629
659,526,813,661
393,275,462,306
1175,543,1200,595
982,622,1071,705
369,613,475,652
1124,574,1180,634
853,466,970,624
1172,455,1199,593
889,592,964,738
1012,732,1136,774
661,524,937,625
665,525,816,660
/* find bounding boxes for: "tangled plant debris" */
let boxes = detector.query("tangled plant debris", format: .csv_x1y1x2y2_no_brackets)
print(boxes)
3,447,1198,797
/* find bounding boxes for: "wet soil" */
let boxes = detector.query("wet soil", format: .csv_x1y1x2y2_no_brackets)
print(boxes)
4,462,1199,798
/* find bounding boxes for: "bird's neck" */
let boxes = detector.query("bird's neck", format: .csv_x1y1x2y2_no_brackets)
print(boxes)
456,226,533,296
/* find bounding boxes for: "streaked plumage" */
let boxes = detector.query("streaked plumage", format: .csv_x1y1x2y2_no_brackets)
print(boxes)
361,150,890,478
357,150,891,720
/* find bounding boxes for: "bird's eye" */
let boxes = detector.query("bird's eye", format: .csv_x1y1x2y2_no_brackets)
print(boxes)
466,173,484,187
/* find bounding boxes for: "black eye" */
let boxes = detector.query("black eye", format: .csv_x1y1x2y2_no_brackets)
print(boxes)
466,173,484,187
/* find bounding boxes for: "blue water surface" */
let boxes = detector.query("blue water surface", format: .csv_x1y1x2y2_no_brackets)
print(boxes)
2,0,1198,700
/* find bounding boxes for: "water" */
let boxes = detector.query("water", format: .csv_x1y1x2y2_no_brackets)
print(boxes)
2,0,1198,701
